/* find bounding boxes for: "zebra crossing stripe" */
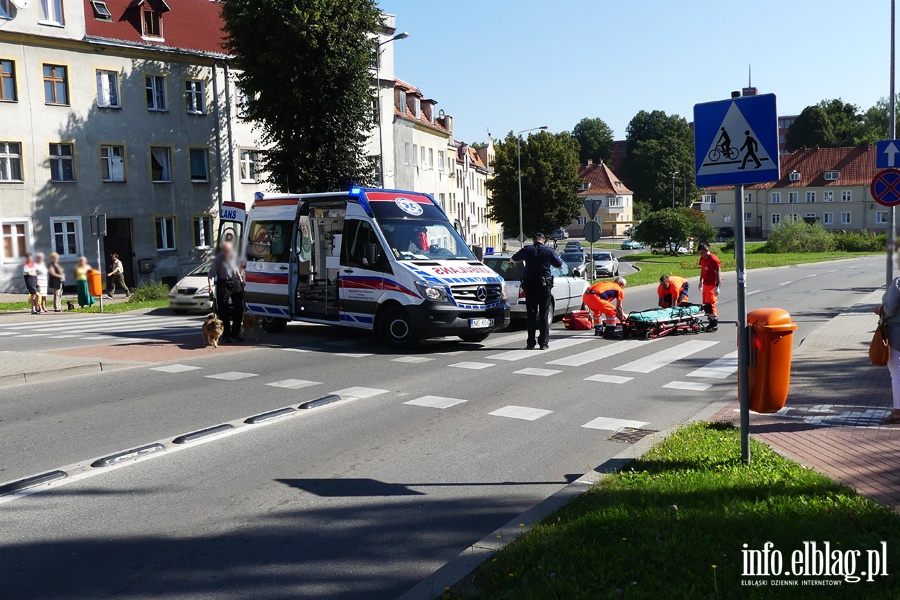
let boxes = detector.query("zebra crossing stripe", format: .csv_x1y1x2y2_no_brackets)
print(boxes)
686,351,738,379
614,340,719,374
581,416,649,431
663,381,712,391
487,337,592,362
547,339,656,367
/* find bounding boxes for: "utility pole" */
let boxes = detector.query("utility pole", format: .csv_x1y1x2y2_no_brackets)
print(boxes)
889,0,896,286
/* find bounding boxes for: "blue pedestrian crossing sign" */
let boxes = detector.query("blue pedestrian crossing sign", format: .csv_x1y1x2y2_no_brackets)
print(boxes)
694,94,780,187
876,140,900,169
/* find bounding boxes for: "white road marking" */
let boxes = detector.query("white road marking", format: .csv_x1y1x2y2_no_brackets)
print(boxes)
16,334,50,338
0,332,18,336
614,340,719,374
489,405,553,421
282,347,313,353
514,367,561,377
486,337,592,362
779,281,793,286
548,339,657,367
205,371,258,381
267,379,322,390
449,361,495,370
80,336,108,341
747,290,762,296
392,356,435,363
151,364,202,374
663,380,712,391
686,351,738,379
404,395,467,409
804,274,818,279
333,352,373,358
331,386,389,399
581,416,649,431
584,374,633,384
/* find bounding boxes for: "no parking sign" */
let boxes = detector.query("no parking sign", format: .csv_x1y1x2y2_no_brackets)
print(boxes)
871,169,900,207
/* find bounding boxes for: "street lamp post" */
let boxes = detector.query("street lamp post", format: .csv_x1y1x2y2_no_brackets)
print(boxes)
517,126,548,244
671,171,678,208
374,31,409,188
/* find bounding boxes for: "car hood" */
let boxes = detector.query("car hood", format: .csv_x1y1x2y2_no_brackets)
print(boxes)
400,260,504,286
173,275,209,289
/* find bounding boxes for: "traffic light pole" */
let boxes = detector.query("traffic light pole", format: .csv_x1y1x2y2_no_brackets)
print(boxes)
734,184,750,463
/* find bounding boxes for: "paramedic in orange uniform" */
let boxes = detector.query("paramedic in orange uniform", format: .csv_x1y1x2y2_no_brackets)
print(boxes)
657,275,690,309
697,242,722,332
583,277,627,336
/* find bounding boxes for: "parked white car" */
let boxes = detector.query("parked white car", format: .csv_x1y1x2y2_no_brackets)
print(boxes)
483,254,588,321
587,251,619,278
168,260,214,313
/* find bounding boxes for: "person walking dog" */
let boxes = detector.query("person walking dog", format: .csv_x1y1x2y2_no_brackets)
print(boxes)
511,232,563,350
105,253,130,299
207,241,245,343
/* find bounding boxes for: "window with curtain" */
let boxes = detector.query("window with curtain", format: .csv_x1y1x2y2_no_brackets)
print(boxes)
150,146,172,182
96,70,120,108
2,221,27,260
100,145,124,182
155,216,176,251
40,0,64,25
185,79,204,114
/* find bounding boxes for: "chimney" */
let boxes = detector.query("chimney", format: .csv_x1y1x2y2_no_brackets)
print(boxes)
586,159,593,166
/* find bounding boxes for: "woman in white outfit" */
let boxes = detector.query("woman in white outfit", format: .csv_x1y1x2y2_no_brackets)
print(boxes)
34,253,49,314
876,270,900,424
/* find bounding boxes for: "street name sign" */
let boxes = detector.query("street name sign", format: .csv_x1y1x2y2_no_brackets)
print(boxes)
871,168,900,207
876,140,900,169
694,94,780,187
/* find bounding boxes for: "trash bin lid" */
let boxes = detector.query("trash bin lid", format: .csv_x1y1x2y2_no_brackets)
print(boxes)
748,307,796,330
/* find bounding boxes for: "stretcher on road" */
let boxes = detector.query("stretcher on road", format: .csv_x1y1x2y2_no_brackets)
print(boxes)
622,305,703,340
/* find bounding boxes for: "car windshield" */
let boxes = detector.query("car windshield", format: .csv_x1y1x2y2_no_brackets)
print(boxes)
594,253,612,261
483,257,524,280
561,252,584,261
378,219,475,261
186,259,213,277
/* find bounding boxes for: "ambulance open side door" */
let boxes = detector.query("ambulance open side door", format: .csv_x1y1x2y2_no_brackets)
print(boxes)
218,201,246,252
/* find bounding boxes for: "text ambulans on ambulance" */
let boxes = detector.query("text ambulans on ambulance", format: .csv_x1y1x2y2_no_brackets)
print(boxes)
240,188,511,348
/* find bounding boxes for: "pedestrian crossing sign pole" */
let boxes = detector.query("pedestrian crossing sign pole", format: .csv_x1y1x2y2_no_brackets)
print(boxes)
694,94,780,464
90,213,107,313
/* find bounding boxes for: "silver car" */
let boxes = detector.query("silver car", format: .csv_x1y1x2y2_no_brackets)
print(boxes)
559,251,588,278
588,251,619,278
483,254,588,321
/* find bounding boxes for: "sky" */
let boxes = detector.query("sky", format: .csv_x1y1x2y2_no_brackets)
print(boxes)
379,0,892,144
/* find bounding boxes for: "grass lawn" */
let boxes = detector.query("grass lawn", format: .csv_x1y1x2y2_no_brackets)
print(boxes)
620,243,878,287
0,298,168,314
447,422,900,599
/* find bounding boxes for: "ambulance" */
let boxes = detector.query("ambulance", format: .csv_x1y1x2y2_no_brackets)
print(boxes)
240,188,510,348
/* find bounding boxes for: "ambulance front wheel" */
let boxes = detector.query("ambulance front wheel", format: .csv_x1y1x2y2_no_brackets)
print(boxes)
261,317,288,333
380,307,420,349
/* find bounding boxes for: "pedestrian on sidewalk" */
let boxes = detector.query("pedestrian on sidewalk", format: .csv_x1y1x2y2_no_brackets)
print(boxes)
34,253,49,313
207,241,245,343
105,253,130,299
698,242,721,332
74,257,96,308
47,252,65,312
22,253,39,314
511,232,563,350
876,272,900,424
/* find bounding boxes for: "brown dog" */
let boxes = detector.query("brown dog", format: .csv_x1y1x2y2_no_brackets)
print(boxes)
202,313,224,348
242,312,261,341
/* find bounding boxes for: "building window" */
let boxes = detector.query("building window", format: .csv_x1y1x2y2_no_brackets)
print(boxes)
185,79,204,114
438,150,445,170
50,217,81,257
49,143,75,182
841,190,852,202
155,216,176,251
142,8,162,38
744,212,752,223
770,192,780,204
193,215,213,248
404,143,411,166
235,86,250,118
841,212,851,225
577,216,587,225
428,148,434,169
42,64,68,105
789,213,801,223
398,91,406,112
145,75,167,111
0,142,22,181
150,146,172,182
825,170,840,181
877,211,889,224
823,191,833,202
0,0,11,19
40,0,64,25
100,145,124,182
823,212,834,225
788,192,798,203
771,213,781,225
90,0,111,20
805,213,816,220
0,59,16,101
723,212,732,224
189,148,209,182
805,191,815,203
412,144,418,167
240,149,258,182
701,194,717,204
96,69,120,108
608,196,625,208
420,146,426,168
1,221,28,261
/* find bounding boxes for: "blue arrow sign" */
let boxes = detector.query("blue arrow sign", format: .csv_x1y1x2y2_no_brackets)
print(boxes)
876,140,900,169
694,94,780,187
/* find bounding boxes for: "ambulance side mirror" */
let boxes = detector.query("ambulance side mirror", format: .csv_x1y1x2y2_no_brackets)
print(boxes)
363,243,379,266
471,245,484,261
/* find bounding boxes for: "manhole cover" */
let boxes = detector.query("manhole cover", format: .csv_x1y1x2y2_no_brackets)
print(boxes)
608,427,659,444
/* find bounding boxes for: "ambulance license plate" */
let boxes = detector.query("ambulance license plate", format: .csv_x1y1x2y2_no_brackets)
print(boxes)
469,318,493,329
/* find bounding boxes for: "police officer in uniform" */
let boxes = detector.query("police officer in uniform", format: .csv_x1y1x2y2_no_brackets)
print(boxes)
511,232,563,350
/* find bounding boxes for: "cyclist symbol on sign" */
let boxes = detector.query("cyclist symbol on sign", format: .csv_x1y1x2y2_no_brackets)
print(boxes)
708,127,739,162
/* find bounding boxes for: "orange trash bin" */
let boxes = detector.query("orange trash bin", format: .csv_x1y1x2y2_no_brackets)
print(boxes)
87,270,103,298
747,308,798,413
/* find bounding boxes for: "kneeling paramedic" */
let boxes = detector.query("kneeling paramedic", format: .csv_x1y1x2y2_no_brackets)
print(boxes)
584,277,627,337
657,274,690,309
511,232,563,350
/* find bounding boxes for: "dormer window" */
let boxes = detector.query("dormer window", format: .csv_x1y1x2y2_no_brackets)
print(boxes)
789,170,801,182
413,97,420,119
91,0,112,21
615,181,623,189
397,91,406,113
142,8,162,38
580,182,590,191
824,170,840,181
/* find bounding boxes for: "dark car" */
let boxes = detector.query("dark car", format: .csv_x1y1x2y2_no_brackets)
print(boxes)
718,227,735,239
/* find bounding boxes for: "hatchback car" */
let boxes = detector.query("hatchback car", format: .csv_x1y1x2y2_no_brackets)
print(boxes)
651,243,690,255
620,239,645,250
482,254,588,322
168,260,214,312
551,228,569,241
564,241,583,252
588,251,619,278
559,251,588,278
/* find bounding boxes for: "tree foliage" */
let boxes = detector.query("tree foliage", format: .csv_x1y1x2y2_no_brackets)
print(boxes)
786,105,834,151
221,0,381,190
486,131,582,238
862,96,900,142
572,117,614,165
633,208,716,252
621,111,698,211
786,99,869,151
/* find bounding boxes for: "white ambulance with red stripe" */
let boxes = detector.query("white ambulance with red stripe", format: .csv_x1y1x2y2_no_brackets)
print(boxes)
240,188,510,348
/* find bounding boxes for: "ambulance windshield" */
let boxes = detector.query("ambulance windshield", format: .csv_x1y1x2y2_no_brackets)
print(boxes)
379,219,476,261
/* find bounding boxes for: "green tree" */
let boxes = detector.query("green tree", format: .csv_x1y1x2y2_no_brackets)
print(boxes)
862,96,900,142
572,117,614,165
486,131,582,238
633,208,715,253
621,110,697,211
786,105,834,151
819,99,865,146
221,0,381,190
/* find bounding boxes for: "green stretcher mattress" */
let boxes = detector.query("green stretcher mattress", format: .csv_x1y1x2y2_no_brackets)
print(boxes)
626,305,702,323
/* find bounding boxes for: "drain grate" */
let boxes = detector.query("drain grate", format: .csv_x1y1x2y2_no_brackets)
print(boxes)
608,427,659,444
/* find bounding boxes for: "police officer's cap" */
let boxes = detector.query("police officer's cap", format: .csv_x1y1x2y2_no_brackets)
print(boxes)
533,232,547,241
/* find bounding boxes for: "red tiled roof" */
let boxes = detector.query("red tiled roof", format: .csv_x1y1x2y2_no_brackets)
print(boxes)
83,0,227,56
577,161,633,196
393,79,449,135
702,145,877,192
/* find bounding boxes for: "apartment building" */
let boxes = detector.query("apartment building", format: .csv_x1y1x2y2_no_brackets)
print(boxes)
0,0,268,292
697,145,880,237
566,160,635,237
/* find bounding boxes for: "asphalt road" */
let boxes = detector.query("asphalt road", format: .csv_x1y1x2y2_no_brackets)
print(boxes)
0,255,885,600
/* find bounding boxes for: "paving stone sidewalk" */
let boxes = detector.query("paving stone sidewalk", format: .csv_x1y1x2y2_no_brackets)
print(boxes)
710,292,900,507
